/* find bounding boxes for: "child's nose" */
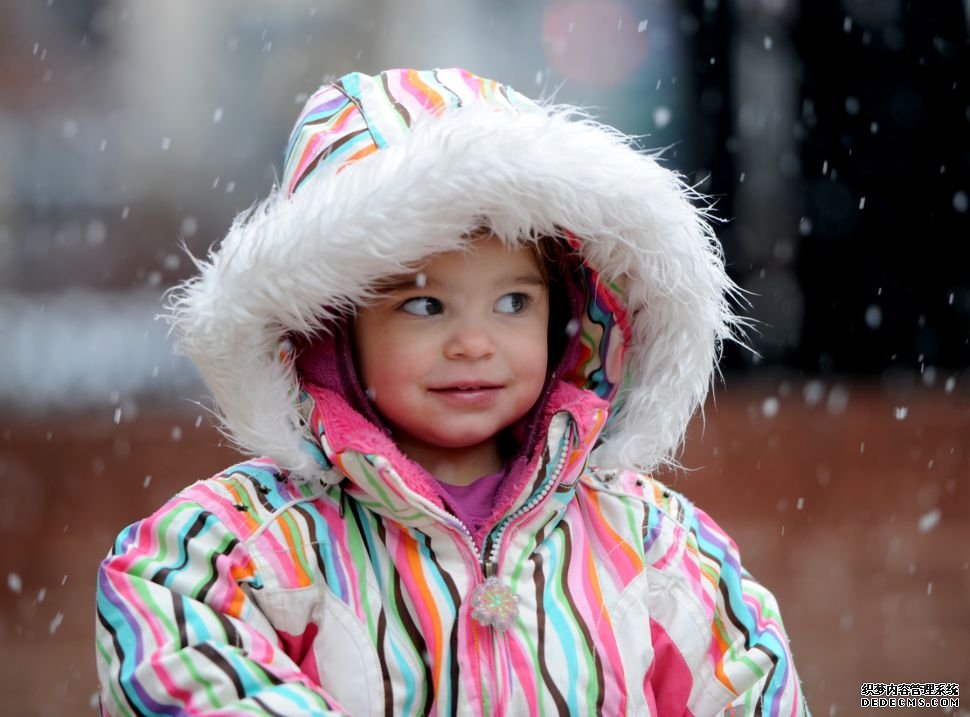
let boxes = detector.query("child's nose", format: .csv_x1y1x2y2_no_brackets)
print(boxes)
443,323,495,360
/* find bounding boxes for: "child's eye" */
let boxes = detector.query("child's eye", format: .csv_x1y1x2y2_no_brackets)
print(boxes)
400,297,443,316
495,292,530,314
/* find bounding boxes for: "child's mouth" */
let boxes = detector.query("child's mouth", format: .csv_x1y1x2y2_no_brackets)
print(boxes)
429,384,503,406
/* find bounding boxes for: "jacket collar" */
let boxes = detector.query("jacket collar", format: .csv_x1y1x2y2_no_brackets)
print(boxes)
301,380,609,535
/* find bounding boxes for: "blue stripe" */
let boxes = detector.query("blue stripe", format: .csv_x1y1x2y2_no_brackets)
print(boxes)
284,94,353,164
540,533,582,714
339,73,390,150
388,635,419,716
413,530,458,710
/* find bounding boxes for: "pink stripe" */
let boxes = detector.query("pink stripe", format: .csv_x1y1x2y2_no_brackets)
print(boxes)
200,484,307,591
321,507,370,623
288,104,361,194
743,593,784,637
148,647,196,711
646,619,696,717
505,633,540,713
565,519,628,714
389,529,443,665
578,494,639,587
103,567,187,707
651,524,683,572
385,70,443,119
459,69,492,100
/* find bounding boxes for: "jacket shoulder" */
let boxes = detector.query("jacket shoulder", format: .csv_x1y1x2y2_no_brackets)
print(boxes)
177,456,336,542
581,466,691,524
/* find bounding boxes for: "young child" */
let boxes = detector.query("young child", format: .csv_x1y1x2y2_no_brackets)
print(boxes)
96,68,809,716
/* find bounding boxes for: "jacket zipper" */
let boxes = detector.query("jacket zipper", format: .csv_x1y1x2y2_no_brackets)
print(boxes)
371,419,573,580
482,421,574,578
369,417,576,712
370,457,497,712
475,422,575,712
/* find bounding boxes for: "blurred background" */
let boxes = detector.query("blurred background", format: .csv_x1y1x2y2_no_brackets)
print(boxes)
1,0,967,714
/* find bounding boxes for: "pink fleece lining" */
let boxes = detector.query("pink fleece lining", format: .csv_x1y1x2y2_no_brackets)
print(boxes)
304,380,609,544
480,381,608,542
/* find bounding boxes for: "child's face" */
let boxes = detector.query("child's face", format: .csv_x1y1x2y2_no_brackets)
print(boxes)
354,236,550,462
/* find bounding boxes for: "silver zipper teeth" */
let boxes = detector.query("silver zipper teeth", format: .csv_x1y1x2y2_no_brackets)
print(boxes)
370,419,575,576
371,455,484,565
484,426,573,575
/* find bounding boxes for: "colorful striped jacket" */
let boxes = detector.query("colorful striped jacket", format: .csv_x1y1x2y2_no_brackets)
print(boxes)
97,67,809,716
96,381,808,716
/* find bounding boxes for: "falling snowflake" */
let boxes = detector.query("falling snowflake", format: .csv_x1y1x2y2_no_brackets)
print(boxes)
761,397,779,418
918,509,941,534
953,191,968,213
49,611,65,635
85,220,107,247
864,305,882,329
181,216,199,237
803,380,825,406
826,385,849,414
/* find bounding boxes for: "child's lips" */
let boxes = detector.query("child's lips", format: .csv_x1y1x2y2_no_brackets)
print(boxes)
428,383,504,406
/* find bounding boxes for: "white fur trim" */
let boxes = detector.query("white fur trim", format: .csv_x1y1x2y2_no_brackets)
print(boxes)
167,104,740,481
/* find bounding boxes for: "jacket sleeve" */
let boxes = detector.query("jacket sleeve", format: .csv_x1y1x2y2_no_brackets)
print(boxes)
645,488,810,716
95,494,347,717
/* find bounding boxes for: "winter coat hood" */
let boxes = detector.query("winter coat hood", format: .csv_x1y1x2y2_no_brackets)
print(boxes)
169,67,738,483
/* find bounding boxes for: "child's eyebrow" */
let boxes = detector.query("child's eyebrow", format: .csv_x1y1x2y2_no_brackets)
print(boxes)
372,272,546,294
503,274,546,288
371,274,439,294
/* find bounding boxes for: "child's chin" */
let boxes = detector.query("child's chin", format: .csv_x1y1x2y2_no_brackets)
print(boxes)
418,428,500,450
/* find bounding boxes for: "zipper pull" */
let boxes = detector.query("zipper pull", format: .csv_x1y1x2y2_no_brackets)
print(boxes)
470,573,519,632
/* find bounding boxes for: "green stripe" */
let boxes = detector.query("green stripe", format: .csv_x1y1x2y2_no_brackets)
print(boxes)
95,637,137,717
177,644,222,709
129,502,186,578
341,492,379,641
277,506,315,582
547,529,597,710
508,538,547,717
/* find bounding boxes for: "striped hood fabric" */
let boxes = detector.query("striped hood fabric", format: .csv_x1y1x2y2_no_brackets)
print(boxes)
96,68,808,716
168,67,739,483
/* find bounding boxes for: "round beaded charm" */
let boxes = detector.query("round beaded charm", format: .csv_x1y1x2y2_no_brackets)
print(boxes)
470,576,519,632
